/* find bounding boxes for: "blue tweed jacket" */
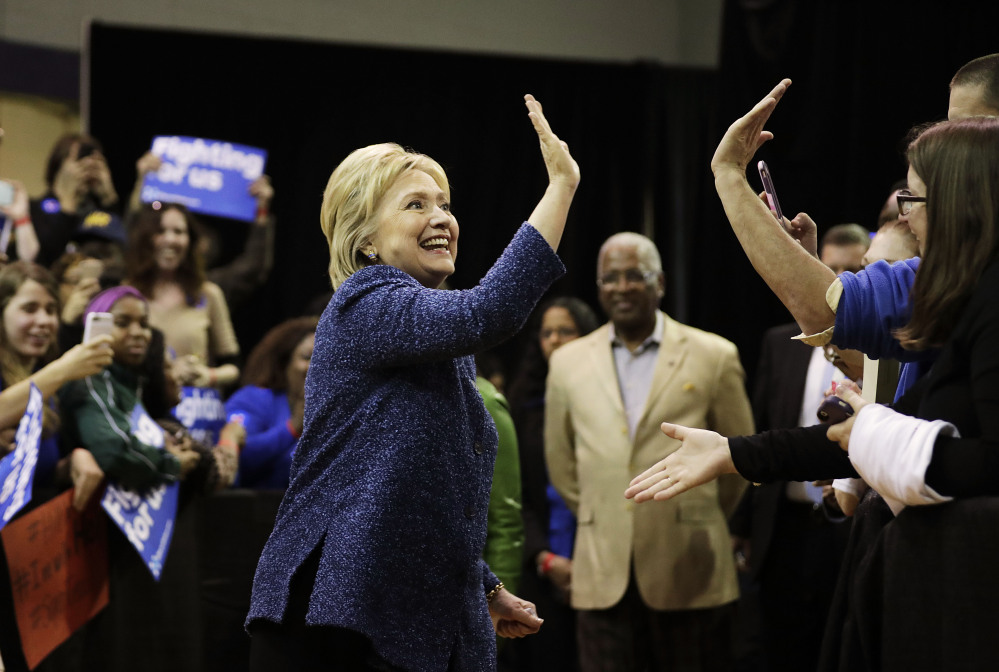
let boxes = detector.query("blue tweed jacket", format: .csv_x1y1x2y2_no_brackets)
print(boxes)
247,224,564,671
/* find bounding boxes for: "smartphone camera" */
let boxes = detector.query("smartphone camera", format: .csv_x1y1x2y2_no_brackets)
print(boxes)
76,143,97,160
816,396,854,424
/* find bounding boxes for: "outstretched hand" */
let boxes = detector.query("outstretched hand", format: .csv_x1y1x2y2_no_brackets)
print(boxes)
524,94,579,190
624,422,736,502
711,78,791,177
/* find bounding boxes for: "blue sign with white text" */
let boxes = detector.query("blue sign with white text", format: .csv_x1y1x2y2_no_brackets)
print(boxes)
140,136,267,222
102,481,180,580
173,386,226,447
0,384,43,527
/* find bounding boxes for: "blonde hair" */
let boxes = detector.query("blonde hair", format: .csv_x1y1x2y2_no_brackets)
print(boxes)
321,143,450,289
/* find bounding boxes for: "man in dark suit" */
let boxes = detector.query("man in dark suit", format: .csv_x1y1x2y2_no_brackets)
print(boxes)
729,224,868,671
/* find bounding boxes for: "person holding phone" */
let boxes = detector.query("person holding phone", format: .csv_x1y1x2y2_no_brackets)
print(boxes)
246,95,576,671
59,286,192,491
628,113,999,670
28,134,121,266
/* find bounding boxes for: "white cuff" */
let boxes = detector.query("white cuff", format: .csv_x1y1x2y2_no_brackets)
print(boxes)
832,477,867,498
848,404,959,513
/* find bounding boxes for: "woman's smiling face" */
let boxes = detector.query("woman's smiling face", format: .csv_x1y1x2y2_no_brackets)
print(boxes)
368,170,459,288
2,279,58,362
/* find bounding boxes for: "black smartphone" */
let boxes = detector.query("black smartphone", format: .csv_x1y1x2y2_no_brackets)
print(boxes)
757,160,784,222
76,143,97,160
816,396,854,424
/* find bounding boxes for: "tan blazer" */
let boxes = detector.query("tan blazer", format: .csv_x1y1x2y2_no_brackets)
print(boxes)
545,312,754,611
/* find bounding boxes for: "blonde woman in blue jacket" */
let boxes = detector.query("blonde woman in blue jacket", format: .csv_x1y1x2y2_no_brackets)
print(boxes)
247,96,578,671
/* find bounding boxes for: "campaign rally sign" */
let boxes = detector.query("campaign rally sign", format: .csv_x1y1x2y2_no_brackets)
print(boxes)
102,481,179,581
173,385,227,447
140,135,267,222
0,383,43,528
101,404,179,580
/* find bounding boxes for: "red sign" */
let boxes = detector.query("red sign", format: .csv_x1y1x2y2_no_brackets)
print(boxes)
1,489,109,669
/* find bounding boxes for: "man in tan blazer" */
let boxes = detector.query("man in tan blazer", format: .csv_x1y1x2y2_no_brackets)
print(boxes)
545,232,754,672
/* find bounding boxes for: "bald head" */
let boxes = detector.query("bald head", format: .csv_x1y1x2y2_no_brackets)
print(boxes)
597,232,662,275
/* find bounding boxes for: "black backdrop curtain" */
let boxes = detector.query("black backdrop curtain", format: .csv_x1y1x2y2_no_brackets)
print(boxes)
87,22,719,373
88,2,998,382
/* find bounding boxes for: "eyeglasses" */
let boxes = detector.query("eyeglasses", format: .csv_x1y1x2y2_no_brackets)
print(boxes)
540,327,579,340
597,269,659,289
896,189,927,216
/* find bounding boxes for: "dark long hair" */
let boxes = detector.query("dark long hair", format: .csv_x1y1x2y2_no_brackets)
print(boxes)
896,118,999,349
241,317,320,391
506,297,600,408
126,203,207,303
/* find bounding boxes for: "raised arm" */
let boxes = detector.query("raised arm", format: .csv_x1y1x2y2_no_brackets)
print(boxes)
0,337,113,430
711,79,838,334
524,94,580,252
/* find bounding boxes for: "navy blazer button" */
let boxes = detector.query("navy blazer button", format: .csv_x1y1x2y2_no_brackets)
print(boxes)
464,505,475,519
474,442,484,454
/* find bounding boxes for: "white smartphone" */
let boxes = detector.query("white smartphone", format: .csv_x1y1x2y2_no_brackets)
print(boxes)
83,312,114,343
757,160,784,222
0,180,14,207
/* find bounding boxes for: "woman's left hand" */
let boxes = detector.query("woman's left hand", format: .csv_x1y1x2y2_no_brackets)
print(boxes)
826,385,870,451
710,78,791,178
625,423,736,502
249,175,274,210
525,95,579,191
489,587,543,638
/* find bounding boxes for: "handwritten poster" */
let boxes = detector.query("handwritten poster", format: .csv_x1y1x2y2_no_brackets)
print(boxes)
1,489,109,669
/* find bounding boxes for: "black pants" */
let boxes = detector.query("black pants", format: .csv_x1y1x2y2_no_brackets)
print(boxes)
576,575,735,672
248,546,402,672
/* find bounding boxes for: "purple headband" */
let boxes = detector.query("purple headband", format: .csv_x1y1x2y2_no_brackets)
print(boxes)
83,286,147,321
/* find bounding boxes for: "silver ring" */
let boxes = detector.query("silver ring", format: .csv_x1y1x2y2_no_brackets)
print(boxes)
665,474,672,484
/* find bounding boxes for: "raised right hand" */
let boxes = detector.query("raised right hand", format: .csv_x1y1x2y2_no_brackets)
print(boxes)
58,336,114,380
525,94,580,190
710,79,791,178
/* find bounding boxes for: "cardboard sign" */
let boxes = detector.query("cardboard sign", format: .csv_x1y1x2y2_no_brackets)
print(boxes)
0,383,43,527
139,135,267,222
1,489,109,669
101,481,179,581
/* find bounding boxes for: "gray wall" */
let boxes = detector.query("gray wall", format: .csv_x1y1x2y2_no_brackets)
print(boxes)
1,0,723,67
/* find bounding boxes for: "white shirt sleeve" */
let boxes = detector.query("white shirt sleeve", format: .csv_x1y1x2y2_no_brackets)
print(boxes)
848,404,959,515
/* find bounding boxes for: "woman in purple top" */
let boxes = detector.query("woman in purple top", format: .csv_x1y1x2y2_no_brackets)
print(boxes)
246,95,579,671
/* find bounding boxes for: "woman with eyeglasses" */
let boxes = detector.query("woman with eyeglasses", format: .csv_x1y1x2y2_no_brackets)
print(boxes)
504,297,598,672
627,86,999,670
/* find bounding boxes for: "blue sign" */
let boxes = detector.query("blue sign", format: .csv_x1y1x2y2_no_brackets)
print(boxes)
0,384,43,527
102,481,180,580
173,386,226,447
140,136,267,222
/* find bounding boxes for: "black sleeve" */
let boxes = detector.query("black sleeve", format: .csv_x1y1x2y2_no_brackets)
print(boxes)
729,424,859,483
922,265,999,497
